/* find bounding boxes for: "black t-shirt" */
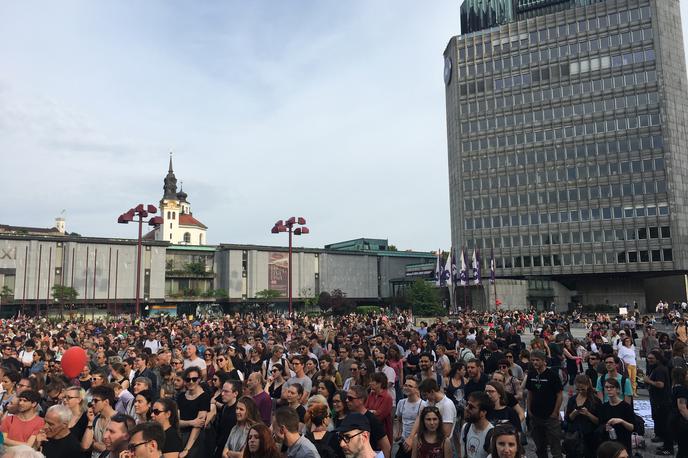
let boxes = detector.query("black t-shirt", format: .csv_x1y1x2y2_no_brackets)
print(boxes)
363,410,386,452
215,402,237,450
177,391,211,429
42,433,83,458
599,401,634,453
163,426,184,453
525,368,562,419
648,365,671,405
464,373,489,401
548,342,563,368
487,406,521,431
296,404,306,422
672,385,688,416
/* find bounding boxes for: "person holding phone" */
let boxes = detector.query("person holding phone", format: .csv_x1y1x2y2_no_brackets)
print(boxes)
564,374,600,458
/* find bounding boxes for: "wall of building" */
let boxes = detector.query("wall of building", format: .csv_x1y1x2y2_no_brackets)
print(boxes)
483,279,529,310
319,253,379,299
0,237,166,303
644,274,687,311
552,281,573,311
575,277,646,309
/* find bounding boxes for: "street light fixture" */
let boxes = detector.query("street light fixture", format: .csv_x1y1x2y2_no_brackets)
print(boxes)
117,204,163,316
270,216,309,315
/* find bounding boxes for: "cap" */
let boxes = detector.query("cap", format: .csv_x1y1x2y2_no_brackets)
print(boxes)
334,413,371,433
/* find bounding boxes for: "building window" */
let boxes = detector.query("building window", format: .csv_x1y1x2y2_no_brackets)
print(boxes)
199,234,203,244
663,249,673,262
167,211,171,219
184,232,191,244
173,212,176,220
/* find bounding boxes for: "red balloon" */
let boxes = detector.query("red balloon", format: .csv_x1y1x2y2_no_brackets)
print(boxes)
61,346,88,379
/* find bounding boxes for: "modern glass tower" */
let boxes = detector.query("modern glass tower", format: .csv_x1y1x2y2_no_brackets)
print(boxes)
444,0,688,308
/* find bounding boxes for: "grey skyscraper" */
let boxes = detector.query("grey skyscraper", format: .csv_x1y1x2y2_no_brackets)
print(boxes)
444,0,688,309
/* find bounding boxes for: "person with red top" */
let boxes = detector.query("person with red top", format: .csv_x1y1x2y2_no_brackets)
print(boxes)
365,372,393,443
0,390,45,447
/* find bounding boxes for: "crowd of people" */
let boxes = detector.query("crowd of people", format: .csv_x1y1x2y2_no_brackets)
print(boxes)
0,306,685,458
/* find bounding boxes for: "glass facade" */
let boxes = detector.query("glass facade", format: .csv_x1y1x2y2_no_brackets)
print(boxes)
445,0,686,277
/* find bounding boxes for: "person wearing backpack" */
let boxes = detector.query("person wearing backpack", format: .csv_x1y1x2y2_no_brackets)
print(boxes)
459,391,493,458
595,356,632,404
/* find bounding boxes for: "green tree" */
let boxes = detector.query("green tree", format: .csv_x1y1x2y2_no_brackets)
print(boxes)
301,288,318,309
52,285,78,318
256,289,282,300
406,279,445,316
330,289,356,315
0,286,13,305
184,261,207,275
213,288,228,299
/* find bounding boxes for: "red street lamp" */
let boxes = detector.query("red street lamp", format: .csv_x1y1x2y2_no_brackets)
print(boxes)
117,204,163,316
270,217,309,315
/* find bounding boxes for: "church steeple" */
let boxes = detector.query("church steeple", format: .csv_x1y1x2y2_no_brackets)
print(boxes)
163,153,178,199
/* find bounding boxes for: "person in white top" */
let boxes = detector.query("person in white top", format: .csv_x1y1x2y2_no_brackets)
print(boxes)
394,377,426,456
183,344,207,378
617,335,638,396
404,378,457,453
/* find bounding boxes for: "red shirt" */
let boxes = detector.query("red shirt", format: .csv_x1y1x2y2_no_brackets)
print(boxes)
365,389,393,443
0,414,44,443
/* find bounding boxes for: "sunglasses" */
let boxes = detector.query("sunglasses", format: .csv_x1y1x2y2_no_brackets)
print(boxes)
346,395,359,401
338,431,364,443
217,358,225,362
185,376,200,383
151,409,166,416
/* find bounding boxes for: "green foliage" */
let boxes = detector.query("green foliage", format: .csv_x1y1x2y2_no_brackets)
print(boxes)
165,260,174,271
256,289,282,300
355,306,383,315
301,288,318,307
184,261,207,275
51,285,78,303
406,280,445,317
213,289,228,299
387,245,398,251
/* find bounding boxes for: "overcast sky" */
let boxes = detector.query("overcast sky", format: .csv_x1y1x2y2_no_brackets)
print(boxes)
1,1,687,253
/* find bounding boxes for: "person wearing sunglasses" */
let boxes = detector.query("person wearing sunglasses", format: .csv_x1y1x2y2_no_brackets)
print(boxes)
123,421,165,458
81,385,118,457
334,412,380,458
265,363,286,403
177,367,210,458
346,385,390,458
151,398,183,457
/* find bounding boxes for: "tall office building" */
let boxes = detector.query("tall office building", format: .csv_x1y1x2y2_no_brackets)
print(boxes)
443,0,688,309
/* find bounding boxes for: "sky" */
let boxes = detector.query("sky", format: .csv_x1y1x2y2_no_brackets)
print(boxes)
1,1,687,253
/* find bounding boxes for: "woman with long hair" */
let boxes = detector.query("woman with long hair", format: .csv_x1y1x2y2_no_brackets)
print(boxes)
563,338,579,387
564,374,601,458
445,362,467,418
315,355,342,389
488,424,525,458
317,380,337,409
485,381,521,432
359,359,375,388
617,337,637,396
265,363,287,403
244,348,263,377
204,349,217,381
152,398,184,458
342,362,362,392
206,371,231,427
110,362,130,391
596,440,629,458
216,351,244,381
134,389,153,424
598,378,634,454
331,390,349,428
411,406,450,458
223,396,261,458
242,424,282,458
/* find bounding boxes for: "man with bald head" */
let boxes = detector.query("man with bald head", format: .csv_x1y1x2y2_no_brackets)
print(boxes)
183,344,207,379
37,404,82,457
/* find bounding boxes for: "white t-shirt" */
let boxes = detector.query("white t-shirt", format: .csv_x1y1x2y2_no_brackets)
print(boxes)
432,395,457,437
143,339,160,353
184,356,207,371
461,422,494,458
395,398,427,439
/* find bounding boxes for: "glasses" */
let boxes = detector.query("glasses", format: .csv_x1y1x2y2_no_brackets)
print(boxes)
151,409,166,416
346,395,359,401
205,354,213,358
338,431,364,443
185,377,200,383
499,365,508,369
127,440,152,452
271,369,279,373
217,358,225,362
350,368,358,372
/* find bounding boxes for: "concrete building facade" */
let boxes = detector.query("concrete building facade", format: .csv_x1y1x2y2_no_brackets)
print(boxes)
444,0,688,310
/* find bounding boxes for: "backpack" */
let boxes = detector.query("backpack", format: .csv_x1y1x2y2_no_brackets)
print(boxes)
461,423,493,458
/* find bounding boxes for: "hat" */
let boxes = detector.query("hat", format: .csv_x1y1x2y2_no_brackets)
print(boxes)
334,413,371,433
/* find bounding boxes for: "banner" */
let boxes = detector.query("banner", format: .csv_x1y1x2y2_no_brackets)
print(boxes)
268,252,289,296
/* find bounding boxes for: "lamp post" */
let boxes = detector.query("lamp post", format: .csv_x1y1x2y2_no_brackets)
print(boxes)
118,204,163,317
271,217,309,316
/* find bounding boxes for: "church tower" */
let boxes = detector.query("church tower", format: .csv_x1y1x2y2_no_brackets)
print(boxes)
152,155,208,245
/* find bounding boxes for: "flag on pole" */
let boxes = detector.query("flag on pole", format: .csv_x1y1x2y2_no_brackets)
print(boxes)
451,249,459,285
490,248,496,284
472,249,482,285
434,250,442,286
443,252,452,286
459,248,468,286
